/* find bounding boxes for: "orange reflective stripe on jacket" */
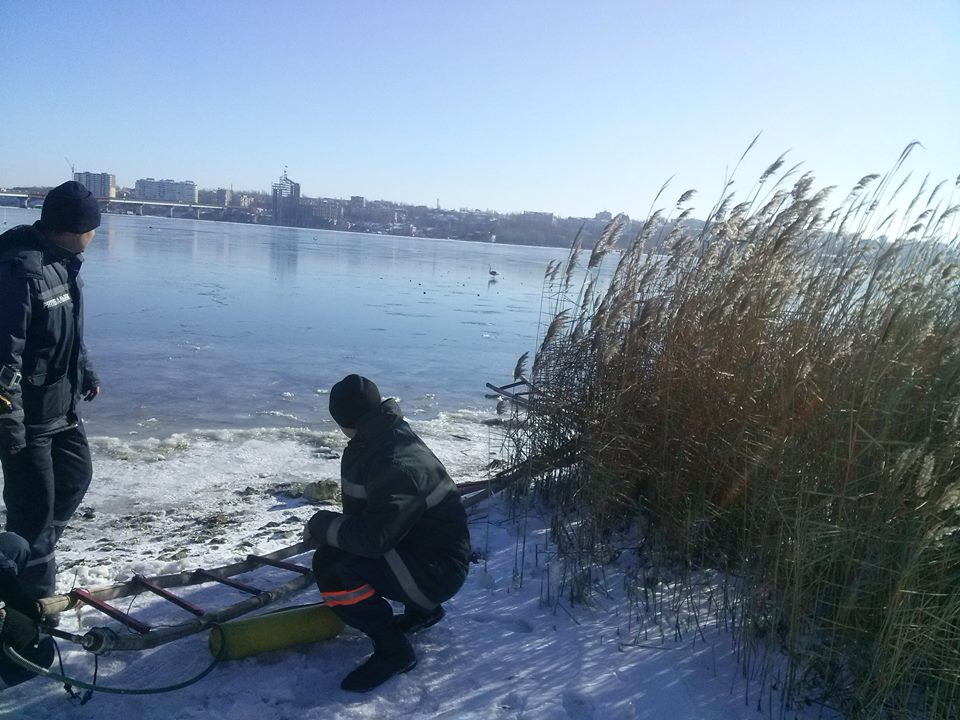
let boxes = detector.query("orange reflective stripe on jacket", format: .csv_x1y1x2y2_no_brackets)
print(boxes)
321,583,376,607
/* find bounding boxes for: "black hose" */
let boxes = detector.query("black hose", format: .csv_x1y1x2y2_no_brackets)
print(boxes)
1,625,227,697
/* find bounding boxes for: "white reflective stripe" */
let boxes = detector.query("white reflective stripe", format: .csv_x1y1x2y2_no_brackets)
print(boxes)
384,549,435,610
345,476,451,506
25,551,55,568
38,283,70,300
326,515,345,548
52,520,69,528
341,481,367,499
423,479,454,509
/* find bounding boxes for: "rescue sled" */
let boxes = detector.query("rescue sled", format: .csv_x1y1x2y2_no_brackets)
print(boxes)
37,541,319,654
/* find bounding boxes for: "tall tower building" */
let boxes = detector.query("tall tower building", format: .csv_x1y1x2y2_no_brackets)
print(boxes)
74,171,116,199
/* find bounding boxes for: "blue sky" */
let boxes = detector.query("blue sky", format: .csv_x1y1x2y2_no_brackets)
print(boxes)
1,1,957,219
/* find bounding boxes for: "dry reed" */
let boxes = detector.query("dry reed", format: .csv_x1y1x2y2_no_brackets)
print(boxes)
498,145,960,718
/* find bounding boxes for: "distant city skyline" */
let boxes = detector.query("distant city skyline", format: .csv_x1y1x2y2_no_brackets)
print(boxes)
1,2,957,221
6,168,618,219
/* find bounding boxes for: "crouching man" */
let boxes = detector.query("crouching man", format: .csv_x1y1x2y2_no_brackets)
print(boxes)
0,531,54,690
305,375,470,693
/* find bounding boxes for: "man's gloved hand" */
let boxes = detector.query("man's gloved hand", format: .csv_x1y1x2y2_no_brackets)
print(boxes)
0,392,25,457
0,606,39,652
0,577,43,624
0,609,55,688
306,510,342,547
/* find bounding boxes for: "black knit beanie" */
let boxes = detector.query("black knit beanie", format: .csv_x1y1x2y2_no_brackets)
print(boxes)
329,375,382,429
40,181,101,234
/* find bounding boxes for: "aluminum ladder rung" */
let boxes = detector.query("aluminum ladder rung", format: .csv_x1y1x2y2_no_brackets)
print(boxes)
194,568,265,595
133,575,205,617
70,588,152,634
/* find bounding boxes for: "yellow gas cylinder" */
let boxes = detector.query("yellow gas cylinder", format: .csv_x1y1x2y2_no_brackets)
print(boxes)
209,603,344,660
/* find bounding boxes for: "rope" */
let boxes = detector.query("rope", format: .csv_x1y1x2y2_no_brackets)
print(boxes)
1,625,227,699
53,633,97,704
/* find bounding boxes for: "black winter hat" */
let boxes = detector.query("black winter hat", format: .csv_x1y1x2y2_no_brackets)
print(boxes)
329,374,382,429
40,181,101,234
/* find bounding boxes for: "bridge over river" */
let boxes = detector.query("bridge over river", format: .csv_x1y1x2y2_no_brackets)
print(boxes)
0,192,225,219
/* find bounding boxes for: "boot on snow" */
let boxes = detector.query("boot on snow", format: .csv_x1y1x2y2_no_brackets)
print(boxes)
394,604,445,634
340,626,417,693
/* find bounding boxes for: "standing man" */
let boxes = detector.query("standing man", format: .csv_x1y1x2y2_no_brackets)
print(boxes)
0,181,101,603
305,374,471,693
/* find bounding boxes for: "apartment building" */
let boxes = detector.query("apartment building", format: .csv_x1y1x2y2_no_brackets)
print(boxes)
135,178,199,203
73,171,116,199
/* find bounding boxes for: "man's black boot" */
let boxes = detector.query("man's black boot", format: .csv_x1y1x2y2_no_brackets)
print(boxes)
394,604,445,634
340,625,417,693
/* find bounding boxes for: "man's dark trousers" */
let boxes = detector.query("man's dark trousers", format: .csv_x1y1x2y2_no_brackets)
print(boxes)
313,545,414,635
1,424,92,598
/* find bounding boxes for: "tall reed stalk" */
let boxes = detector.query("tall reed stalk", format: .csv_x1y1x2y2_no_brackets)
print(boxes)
501,145,960,718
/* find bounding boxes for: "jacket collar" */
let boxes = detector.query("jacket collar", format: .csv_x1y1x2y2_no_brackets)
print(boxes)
32,221,85,267
349,398,404,445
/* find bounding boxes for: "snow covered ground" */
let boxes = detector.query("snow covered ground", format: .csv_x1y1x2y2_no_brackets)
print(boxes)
1,414,825,719
0,209,834,719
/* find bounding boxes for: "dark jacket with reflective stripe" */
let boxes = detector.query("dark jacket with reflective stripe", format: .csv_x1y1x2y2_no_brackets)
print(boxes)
309,399,471,603
0,223,98,454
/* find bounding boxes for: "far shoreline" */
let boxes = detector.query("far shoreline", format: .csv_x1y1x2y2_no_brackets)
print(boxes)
3,205,577,253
